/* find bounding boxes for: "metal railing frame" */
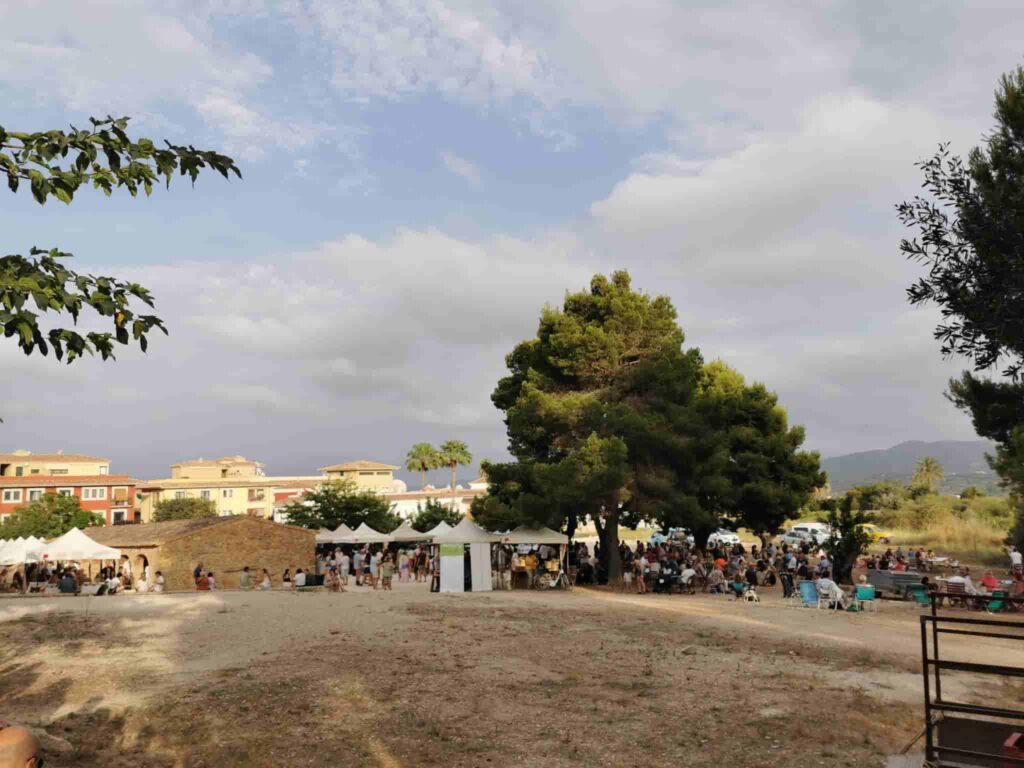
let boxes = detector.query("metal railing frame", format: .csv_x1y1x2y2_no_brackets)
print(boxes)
921,591,1024,765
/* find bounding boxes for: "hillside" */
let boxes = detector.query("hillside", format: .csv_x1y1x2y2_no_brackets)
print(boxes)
822,439,1001,494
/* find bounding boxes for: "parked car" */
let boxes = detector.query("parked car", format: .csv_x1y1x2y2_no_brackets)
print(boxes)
668,528,695,546
780,529,816,549
858,523,892,543
707,529,741,548
789,523,832,545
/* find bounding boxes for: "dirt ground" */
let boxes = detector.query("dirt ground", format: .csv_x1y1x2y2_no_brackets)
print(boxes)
1,582,1022,768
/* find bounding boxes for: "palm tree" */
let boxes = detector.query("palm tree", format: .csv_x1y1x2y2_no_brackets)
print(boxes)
438,440,473,511
405,443,441,490
913,456,945,493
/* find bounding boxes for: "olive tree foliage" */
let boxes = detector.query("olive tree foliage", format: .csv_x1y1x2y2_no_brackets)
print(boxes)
1,116,240,365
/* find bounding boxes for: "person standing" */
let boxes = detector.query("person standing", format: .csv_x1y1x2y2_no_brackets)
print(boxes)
339,551,351,586
240,567,252,590
381,554,395,591
353,549,364,587
193,562,203,584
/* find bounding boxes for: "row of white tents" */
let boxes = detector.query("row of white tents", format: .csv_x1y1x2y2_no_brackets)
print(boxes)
315,517,569,594
0,528,122,566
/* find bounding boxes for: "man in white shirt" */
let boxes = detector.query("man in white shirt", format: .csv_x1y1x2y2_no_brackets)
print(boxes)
814,573,846,608
679,565,697,587
294,569,307,588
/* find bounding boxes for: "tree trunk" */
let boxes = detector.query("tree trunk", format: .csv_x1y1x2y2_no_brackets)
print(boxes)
420,470,426,490
595,509,622,586
450,463,457,512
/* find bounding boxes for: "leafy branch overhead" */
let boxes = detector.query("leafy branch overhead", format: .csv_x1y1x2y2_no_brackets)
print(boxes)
0,116,240,364
1,247,166,362
0,116,240,203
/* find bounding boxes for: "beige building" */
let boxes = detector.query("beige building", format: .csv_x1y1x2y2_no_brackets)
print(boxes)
139,456,322,522
319,460,399,491
0,450,111,478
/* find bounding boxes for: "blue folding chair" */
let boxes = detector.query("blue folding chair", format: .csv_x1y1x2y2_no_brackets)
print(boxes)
798,580,818,608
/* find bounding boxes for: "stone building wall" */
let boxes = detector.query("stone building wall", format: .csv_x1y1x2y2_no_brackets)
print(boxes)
159,517,314,592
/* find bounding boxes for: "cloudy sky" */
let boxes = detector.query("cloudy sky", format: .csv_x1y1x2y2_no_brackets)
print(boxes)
0,1,1016,482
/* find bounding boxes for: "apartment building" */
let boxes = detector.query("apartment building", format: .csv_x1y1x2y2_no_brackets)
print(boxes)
138,456,323,521
0,475,138,525
0,450,111,478
319,460,399,490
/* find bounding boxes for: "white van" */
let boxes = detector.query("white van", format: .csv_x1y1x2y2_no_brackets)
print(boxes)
788,522,831,545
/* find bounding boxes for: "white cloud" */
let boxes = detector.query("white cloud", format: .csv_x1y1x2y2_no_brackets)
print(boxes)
439,150,482,184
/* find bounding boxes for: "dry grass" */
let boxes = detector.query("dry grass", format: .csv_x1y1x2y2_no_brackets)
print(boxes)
883,517,1009,566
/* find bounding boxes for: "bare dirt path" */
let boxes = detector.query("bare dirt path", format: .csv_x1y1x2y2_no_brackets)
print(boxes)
1,584,1021,767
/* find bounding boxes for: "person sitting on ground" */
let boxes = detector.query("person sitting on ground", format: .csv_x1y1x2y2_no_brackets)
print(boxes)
259,568,271,590
59,570,78,594
729,572,747,598
282,568,292,588
135,573,149,593
294,568,306,588
153,571,165,593
207,572,216,590
195,572,211,591
107,571,124,595
240,566,252,590
324,566,340,592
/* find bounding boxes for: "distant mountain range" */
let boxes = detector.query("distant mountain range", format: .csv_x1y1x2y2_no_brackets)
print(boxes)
821,440,1001,495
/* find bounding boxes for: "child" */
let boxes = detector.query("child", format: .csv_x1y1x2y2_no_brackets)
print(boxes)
381,555,395,591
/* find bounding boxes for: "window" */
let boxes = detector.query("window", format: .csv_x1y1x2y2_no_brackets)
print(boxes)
200,490,212,501
359,471,373,476
49,469,68,475
99,466,109,475
28,489,44,502
222,489,234,499
57,488,73,497
376,471,390,476
112,487,129,503
247,488,265,502
2,489,23,503
175,491,188,500
82,487,107,501
30,468,39,475
15,466,23,477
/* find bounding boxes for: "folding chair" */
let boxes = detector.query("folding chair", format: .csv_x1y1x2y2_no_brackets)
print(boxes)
855,585,878,612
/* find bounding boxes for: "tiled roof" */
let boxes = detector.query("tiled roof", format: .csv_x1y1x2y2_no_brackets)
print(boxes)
319,460,399,472
87,516,314,547
0,453,109,464
0,475,136,487
139,476,322,491
170,456,260,467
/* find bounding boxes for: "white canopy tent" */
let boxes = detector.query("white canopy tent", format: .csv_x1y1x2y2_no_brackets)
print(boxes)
30,527,121,562
389,520,431,542
0,538,41,566
423,520,453,538
314,528,334,544
433,518,500,593
501,526,569,545
346,522,391,544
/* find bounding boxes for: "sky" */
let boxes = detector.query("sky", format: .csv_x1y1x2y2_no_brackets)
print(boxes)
0,1,1017,483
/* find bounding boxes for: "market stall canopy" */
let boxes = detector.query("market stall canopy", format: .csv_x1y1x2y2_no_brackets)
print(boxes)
433,517,501,544
331,523,355,543
389,520,432,542
347,522,391,544
0,538,40,565
423,521,453,538
30,527,121,561
315,528,334,544
501,526,569,545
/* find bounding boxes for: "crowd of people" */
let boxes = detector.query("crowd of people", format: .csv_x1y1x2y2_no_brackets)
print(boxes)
0,562,166,595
